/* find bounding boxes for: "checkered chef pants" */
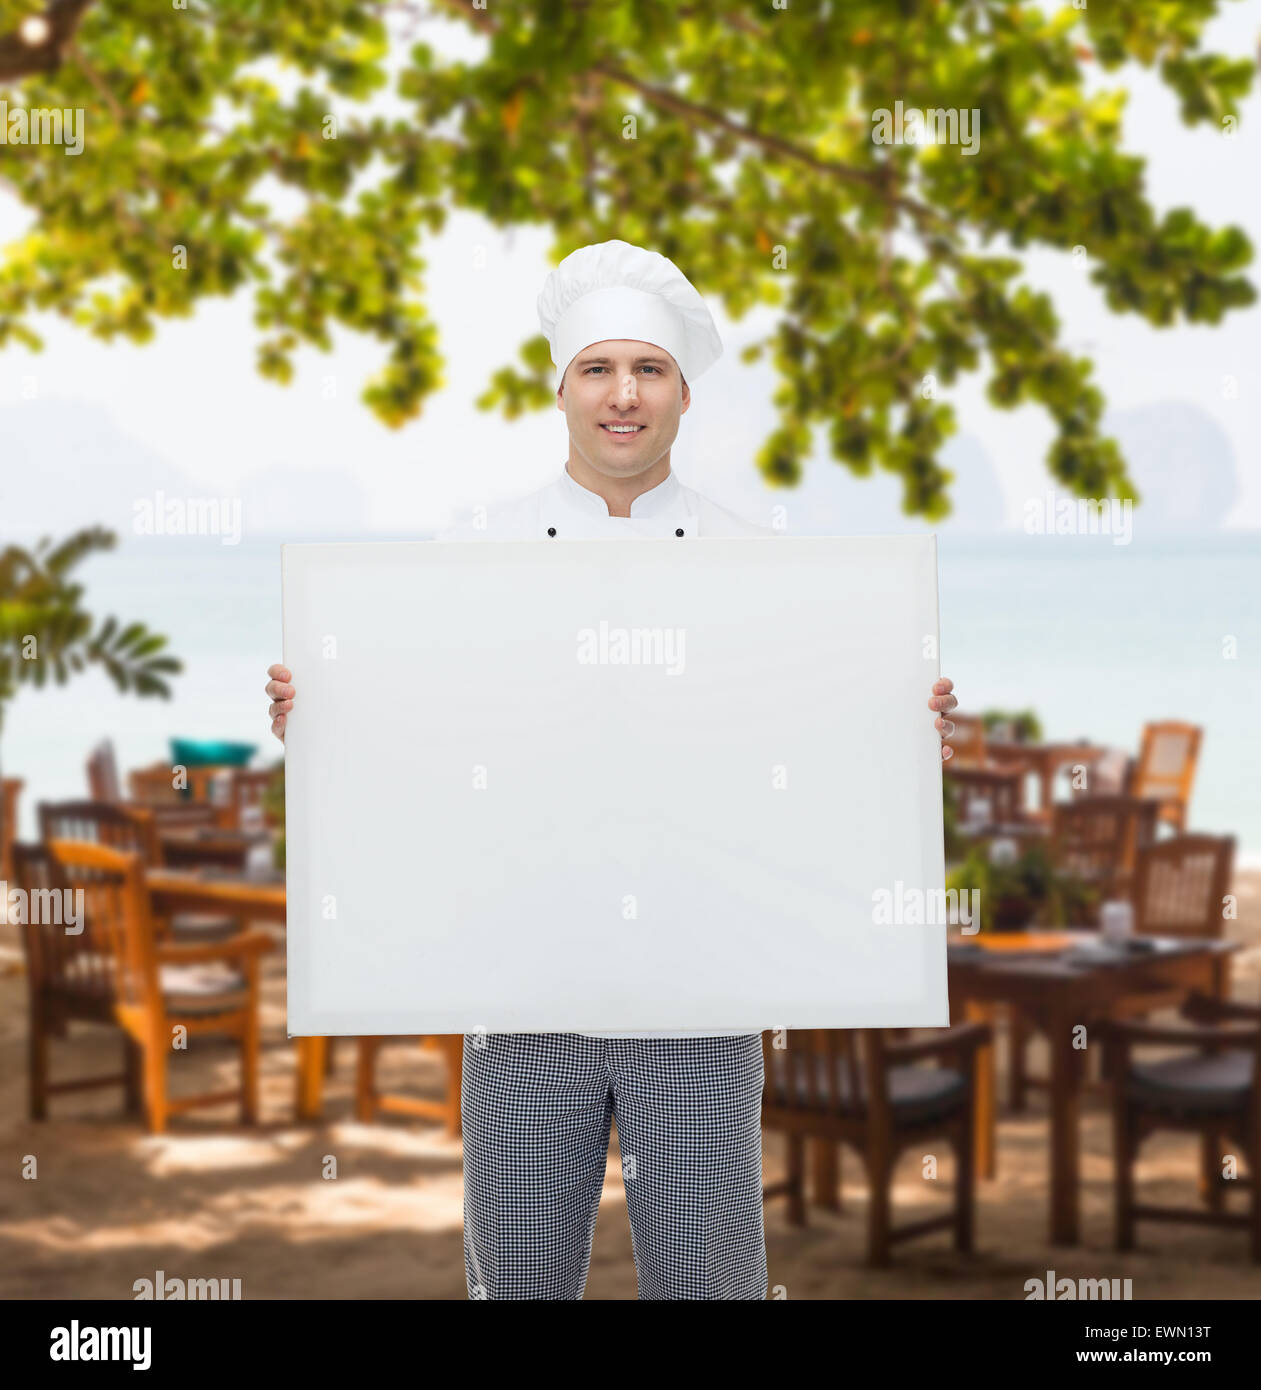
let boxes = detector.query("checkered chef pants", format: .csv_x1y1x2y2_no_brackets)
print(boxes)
461,1031,768,1300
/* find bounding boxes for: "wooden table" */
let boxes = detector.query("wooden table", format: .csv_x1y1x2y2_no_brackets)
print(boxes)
948,929,1239,1245
986,740,1110,823
158,827,271,871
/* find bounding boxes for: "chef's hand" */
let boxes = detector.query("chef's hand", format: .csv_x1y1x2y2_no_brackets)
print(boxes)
266,663,294,743
930,676,958,761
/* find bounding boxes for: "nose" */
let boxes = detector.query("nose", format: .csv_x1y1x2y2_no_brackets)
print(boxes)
607,373,639,408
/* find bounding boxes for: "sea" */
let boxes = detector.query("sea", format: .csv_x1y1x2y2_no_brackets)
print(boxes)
4,530,1258,862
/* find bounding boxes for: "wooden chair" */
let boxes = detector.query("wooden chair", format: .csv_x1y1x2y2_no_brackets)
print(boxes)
943,714,1034,840
13,840,140,1116
355,1036,463,1134
1098,991,1261,1261
1011,828,1233,1110
41,799,162,863
1132,722,1202,834
87,741,228,841
1103,835,1237,1027
1,777,22,883
38,800,240,941
1134,834,1235,941
14,840,274,1131
90,741,215,821
760,1023,991,1266
226,768,281,833
1050,795,1159,914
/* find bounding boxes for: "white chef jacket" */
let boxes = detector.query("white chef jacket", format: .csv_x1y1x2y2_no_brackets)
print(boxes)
437,464,773,1040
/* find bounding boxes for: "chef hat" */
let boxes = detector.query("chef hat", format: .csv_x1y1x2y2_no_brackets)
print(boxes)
537,238,723,389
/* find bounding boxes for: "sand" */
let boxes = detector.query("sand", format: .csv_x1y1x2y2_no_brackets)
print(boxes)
2,874,1260,1300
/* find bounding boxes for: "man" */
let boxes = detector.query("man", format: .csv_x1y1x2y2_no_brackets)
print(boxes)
265,239,959,1300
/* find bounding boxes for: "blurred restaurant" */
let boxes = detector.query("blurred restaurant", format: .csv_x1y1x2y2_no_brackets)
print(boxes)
1,708,1257,1300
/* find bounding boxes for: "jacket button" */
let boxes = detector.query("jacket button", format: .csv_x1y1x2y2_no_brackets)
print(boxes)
675,528,684,537
547,527,556,537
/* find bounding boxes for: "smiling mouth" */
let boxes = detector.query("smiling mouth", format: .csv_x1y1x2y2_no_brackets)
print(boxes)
600,423,645,435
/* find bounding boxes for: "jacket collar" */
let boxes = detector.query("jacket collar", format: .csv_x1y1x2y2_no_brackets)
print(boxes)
558,463,684,519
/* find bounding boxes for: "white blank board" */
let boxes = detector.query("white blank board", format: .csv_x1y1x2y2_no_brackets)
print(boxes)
282,536,948,1035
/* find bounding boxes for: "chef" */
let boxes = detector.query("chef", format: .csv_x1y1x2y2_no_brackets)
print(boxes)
264,238,959,1301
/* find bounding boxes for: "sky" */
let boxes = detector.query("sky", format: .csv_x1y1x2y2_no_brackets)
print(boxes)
1,4,1259,540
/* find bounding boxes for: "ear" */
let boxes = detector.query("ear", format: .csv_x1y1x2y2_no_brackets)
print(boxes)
680,375,691,415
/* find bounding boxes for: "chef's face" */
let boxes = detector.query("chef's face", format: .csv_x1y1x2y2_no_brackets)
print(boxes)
558,339,690,481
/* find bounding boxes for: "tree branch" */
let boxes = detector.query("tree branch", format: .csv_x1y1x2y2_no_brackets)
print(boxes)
66,40,120,122
594,62,949,233
0,0,96,83
425,0,950,236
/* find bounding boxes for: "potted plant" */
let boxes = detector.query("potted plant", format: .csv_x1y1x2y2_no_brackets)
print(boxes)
981,708,1044,745
946,837,1098,932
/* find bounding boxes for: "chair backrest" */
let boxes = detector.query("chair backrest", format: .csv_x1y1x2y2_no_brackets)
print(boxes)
944,714,988,767
45,839,158,1010
1132,722,1201,826
86,741,122,803
945,764,1023,830
1,777,22,883
762,1029,896,1123
11,840,140,1004
1133,834,1235,939
1051,795,1159,892
38,800,162,868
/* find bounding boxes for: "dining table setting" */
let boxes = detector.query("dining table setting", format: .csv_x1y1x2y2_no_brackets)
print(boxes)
140,849,1241,1248
946,925,1239,1245
123,718,1245,1260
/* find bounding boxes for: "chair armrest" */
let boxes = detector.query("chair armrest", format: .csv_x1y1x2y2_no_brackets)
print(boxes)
885,1021,992,1064
1095,1017,1260,1050
156,930,275,965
